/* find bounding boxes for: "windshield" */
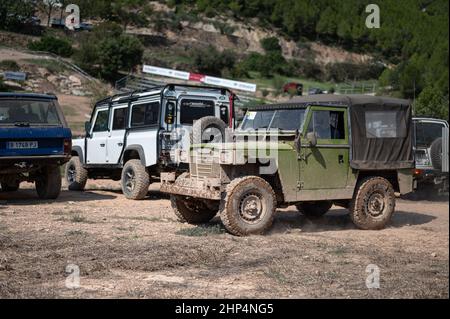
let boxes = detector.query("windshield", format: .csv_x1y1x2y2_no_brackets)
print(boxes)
0,99,61,125
415,122,445,148
240,109,306,131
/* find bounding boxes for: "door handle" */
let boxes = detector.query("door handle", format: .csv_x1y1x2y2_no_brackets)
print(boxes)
118,143,123,147
338,155,344,164
100,143,106,147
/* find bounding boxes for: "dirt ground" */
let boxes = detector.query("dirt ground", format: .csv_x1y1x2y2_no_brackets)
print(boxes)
0,180,448,299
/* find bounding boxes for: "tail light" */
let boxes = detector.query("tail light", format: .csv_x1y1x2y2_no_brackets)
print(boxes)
414,169,422,176
64,139,72,155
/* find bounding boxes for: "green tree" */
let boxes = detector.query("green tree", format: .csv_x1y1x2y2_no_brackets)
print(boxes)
260,37,281,53
414,86,449,120
0,0,34,31
28,35,74,57
191,46,237,76
75,22,143,80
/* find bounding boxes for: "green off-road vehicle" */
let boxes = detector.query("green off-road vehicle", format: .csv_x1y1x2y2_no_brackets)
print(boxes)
160,95,415,236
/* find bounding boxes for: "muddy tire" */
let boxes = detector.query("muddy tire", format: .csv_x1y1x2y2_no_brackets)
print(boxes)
349,176,395,230
65,157,88,191
170,195,218,224
430,138,443,171
192,116,227,145
296,201,332,219
35,165,61,199
121,159,150,200
0,181,20,192
220,176,276,236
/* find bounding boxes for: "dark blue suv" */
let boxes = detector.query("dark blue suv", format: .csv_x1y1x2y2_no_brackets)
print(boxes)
0,93,72,199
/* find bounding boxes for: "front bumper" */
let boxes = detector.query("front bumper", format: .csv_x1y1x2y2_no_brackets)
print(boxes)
160,172,222,200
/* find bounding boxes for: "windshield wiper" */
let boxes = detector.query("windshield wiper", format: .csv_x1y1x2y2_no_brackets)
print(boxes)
14,122,30,127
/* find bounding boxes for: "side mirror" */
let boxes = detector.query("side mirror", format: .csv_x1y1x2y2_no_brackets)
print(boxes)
306,131,317,147
165,102,175,125
84,121,92,138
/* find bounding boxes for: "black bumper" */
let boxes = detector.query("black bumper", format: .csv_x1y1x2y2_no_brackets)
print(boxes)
0,155,70,170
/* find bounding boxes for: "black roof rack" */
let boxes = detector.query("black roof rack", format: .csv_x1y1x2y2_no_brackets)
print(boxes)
94,83,235,108
94,86,165,107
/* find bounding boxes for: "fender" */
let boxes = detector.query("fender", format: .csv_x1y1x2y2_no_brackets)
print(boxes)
122,145,146,167
71,145,84,164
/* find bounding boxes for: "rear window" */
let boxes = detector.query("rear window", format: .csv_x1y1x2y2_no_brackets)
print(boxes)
0,99,61,125
365,111,406,138
415,122,445,148
180,99,215,125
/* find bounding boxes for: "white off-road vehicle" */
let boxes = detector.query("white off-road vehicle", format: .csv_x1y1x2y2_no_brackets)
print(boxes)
413,117,449,193
66,84,236,199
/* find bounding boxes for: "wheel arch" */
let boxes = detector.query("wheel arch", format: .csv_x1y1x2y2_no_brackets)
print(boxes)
356,170,401,193
122,145,146,167
222,163,285,203
71,146,84,164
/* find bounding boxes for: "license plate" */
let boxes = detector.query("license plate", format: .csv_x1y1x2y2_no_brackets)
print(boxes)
7,141,39,149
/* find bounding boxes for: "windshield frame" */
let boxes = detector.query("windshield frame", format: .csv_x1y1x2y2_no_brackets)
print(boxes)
239,107,307,132
0,98,66,127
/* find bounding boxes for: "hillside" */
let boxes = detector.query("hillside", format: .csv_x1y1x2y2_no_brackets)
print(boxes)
1,0,448,120
0,45,112,135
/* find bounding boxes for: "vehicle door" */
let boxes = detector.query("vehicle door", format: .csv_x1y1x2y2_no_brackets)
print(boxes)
86,107,109,164
106,103,128,164
126,99,160,167
299,106,349,191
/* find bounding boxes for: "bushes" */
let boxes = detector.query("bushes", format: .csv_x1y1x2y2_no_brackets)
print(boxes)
324,61,385,82
240,51,287,78
260,37,282,53
28,35,74,57
74,22,143,80
414,86,449,120
0,60,20,71
191,46,237,77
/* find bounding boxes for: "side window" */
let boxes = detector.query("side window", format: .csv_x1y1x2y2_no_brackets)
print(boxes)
220,104,229,125
93,110,109,132
308,110,345,140
145,102,159,125
131,102,159,127
365,111,406,138
112,107,127,130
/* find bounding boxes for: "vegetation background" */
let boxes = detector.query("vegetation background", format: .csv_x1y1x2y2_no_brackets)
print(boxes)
0,0,448,119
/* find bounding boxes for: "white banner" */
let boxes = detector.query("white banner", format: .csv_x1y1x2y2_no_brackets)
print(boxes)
143,65,190,81
203,76,257,93
142,65,257,93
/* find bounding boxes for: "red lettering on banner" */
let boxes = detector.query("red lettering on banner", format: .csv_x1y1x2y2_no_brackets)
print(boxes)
189,73,205,82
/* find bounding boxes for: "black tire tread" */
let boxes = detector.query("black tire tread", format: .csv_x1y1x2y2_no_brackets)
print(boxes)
36,166,62,199
170,195,217,224
121,159,150,200
430,137,443,171
65,157,88,191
